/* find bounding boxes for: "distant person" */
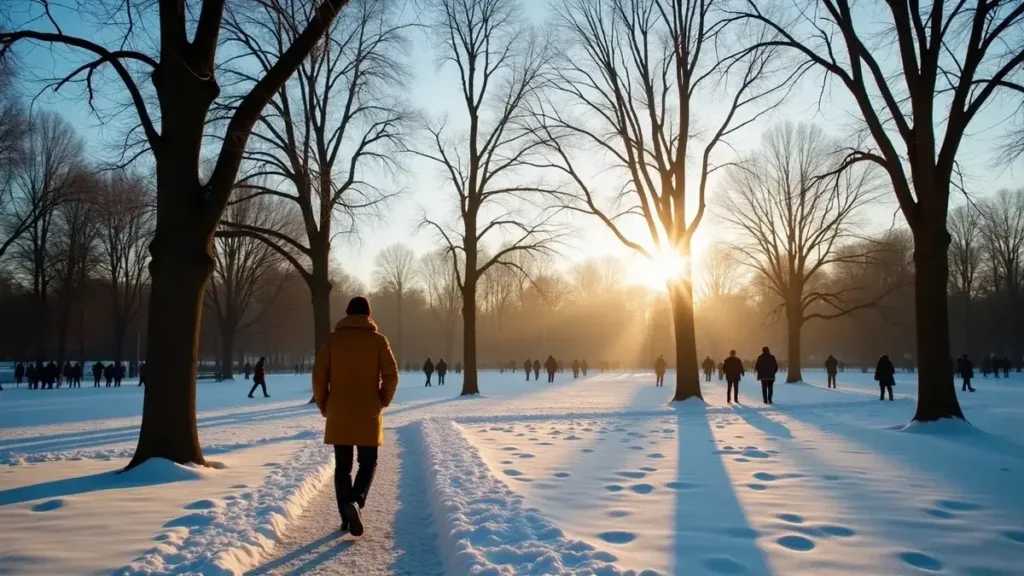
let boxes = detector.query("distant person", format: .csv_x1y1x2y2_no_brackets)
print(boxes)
92,362,103,387
244,362,252,380
524,359,532,381
825,354,839,388
312,296,398,537
31,362,42,390
571,359,580,379
137,362,146,387
72,362,83,388
295,363,301,375
436,358,448,386
104,363,114,387
45,361,58,389
654,354,667,387
533,359,541,380
114,362,125,387
755,346,778,405
981,355,993,378
581,359,589,376
557,359,564,373
14,362,24,387
248,357,269,398
62,362,72,387
959,354,976,392
544,356,558,383
838,360,845,373
1001,356,1011,378
874,354,896,401
717,361,724,381
701,356,715,382
423,357,435,387
455,361,462,375
723,350,744,403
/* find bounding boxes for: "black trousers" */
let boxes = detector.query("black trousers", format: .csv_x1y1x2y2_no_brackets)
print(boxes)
727,380,739,402
248,381,268,397
547,372,555,383
656,373,664,387
827,373,836,388
705,371,712,382
760,380,774,404
438,373,445,385
880,384,893,400
962,378,974,391
425,373,432,386
334,445,378,519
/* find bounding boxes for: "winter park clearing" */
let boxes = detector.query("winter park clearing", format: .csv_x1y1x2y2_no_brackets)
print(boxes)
1,371,1023,575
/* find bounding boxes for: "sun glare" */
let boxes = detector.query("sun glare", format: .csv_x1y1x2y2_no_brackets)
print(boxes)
641,249,690,291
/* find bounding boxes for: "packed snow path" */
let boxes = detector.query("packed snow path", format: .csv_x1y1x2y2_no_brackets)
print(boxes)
2,369,1024,575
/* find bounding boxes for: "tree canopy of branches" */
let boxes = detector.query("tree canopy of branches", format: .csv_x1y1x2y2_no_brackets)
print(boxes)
415,0,564,396
219,0,410,358
419,249,462,363
535,0,793,401
209,189,294,379
979,189,1024,361
733,0,1024,421
1,0,357,468
373,243,416,363
719,122,881,381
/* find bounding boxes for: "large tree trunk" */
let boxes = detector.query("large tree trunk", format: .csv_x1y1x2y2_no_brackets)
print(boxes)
307,256,331,404
127,198,213,469
911,220,965,421
461,281,479,395
786,306,803,383
667,277,702,402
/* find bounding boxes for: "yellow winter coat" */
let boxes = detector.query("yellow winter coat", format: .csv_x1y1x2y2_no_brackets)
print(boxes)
312,315,399,447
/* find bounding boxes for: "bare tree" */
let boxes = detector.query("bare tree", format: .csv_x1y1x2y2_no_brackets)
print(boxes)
719,122,881,381
698,245,742,303
9,111,83,363
52,175,99,369
948,204,984,353
535,0,793,400
979,189,1024,361
419,249,462,363
415,0,564,395
208,190,295,379
373,243,416,363
2,0,354,468
218,0,410,358
96,172,153,370
734,0,1024,421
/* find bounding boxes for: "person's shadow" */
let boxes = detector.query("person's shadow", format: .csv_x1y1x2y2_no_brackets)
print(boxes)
246,535,354,574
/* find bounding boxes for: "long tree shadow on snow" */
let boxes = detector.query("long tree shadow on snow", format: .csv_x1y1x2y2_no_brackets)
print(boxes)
673,403,773,575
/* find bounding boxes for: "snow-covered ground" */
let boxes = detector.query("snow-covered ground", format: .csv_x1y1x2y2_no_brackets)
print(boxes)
1,368,1022,575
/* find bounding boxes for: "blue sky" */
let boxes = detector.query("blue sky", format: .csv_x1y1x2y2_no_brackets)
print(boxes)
9,0,1022,291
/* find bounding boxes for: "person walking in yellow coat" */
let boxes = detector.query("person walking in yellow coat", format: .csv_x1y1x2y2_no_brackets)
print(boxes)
313,296,399,537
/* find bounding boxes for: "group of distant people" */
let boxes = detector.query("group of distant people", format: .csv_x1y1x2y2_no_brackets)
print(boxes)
5,360,141,390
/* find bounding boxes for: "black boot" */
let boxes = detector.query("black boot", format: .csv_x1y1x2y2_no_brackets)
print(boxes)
344,502,363,537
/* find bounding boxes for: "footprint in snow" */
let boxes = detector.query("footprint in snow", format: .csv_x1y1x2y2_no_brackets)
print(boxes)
185,499,220,510
616,470,646,479
31,499,67,512
565,435,582,440
553,471,571,478
924,508,954,519
747,483,768,491
937,499,983,512
701,556,746,575
665,481,699,491
581,448,595,453
538,442,554,446
503,469,524,477
605,484,625,492
517,453,535,459
898,552,943,572
598,531,637,544
502,446,518,451
753,472,778,482
818,525,855,538
640,466,657,472
628,445,645,451
777,513,803,524
630,483,655,494
777,535,815,552
647,453,665,459
606,509,630,518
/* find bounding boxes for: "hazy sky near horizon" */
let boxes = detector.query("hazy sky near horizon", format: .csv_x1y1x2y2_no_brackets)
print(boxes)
8,0,1023,292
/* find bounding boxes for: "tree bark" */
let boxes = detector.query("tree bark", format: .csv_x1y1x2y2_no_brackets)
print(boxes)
307,257,331,404
911,221,965,421
127,200,212,469
786,306,803,383
219,320,235,380
668,277,702,402
461,279,479,395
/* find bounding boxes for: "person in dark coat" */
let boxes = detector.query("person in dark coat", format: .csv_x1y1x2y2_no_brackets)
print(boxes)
701,356,715,382
32,362,43,389
959,354,976,392
581,359,588,376
1001,356,1011,378
423,358,435,387
755,346,778,404
62,362,73,387
45,361,58,389
103,363,114,387
723,350,744,403
533,359,541,380
523,359,532,381
874,354,895,401
436,358,448,386
244,362,252,380
825,355,839,388
114,362,126,387
248,357,269,398
544,356,558,383
14,362,24,387
654,354,667,387
455,361,462,374
92,362,103,387
981,355,992,378
571,359,581,379
137,362,146,386
70,362,80,387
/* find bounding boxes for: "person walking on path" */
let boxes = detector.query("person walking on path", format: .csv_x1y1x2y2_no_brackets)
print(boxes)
723,350,744,404
701,356,715,382
92,362,103,387
523,359,532,381
654,354,667,387
572,359,581,379
544,356,558,383
313,296,399,537
436,358,448,386
422,358,435,387
244,362,252,380
137,362,146,386
248,357,269,398
533,359,541,381
14,362,24,387
959,354,976,392
825,355,839,388
755,347,778,405
874,354,896,401
581,359,589,376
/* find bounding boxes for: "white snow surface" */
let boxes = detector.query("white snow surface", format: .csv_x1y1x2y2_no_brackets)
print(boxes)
1,369,1023,575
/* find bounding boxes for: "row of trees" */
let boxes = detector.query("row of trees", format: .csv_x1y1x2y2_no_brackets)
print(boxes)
2,0,1021,468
